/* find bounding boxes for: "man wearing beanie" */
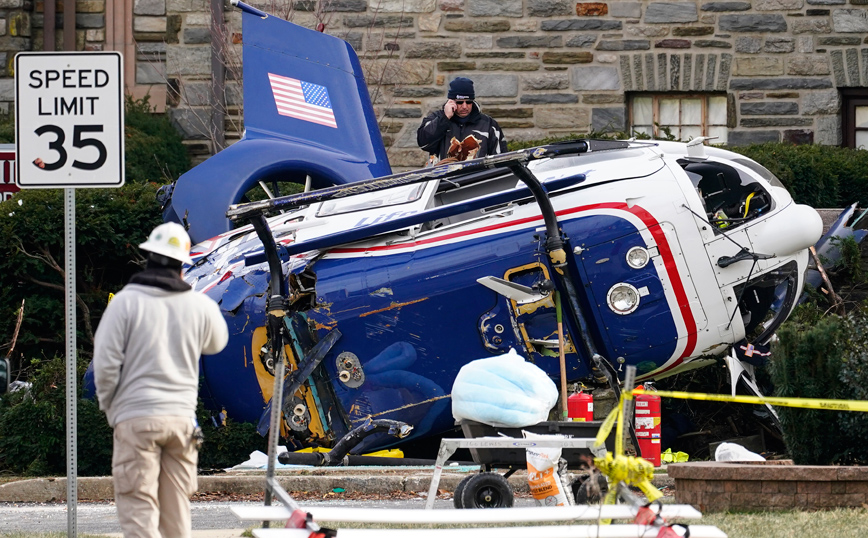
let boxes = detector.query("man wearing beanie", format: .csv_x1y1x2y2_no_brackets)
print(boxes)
417,76,508,164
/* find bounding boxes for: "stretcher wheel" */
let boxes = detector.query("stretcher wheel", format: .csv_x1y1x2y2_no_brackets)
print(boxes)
458,472,514,509
453,475,473,509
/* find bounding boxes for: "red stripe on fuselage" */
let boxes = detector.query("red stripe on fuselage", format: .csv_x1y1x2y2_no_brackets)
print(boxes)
559,203,697,370
331,203,697,366
331,214,544,253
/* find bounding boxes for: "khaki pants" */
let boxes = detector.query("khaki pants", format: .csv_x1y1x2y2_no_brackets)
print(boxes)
112,416,198,538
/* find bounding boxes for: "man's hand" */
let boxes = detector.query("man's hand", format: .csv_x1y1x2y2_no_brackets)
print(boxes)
444,100,457,119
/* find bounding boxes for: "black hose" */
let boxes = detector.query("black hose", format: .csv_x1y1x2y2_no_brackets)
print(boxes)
507,163,641,457
510,163,563,252
279,418,413,466
250,214,287,297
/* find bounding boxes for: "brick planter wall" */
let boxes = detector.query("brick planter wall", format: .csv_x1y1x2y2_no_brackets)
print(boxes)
668,461,868,512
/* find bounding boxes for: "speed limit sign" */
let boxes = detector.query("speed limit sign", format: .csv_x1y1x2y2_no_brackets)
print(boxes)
15,52,124,188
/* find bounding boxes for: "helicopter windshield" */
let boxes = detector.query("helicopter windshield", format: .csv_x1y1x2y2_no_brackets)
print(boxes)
682,160,775,233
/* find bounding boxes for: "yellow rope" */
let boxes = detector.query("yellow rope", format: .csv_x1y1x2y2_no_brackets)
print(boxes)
592,392,663,523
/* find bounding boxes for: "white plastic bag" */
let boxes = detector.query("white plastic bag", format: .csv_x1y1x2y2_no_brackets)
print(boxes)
451,348,558,427
714,442,765,462
524,431,574,507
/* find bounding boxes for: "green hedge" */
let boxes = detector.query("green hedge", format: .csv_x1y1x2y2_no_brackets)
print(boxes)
770,309,868,464
0,98,250,478
0,184,165,363
0,354,267,476
124,96,190,183
726,143,868,209
0,356,112,476
0,97,192,364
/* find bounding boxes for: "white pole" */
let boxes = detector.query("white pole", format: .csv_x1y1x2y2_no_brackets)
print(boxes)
65,187,77,537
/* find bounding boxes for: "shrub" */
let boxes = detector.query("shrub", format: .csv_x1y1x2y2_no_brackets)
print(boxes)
726,143,868,208
197,405,268,471
0,183,164,364
836,315,868,463
0,113,13,144
124,96,191,183
0,355,265,475
770,309,868,464
0,356,112,476
0,97,190,369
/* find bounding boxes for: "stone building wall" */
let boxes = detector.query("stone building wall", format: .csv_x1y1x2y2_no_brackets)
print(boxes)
133,0,170,92
0,0,172,114
164,0,241,163
0,0,33,112
3,1,864,170
183,0,861,168
0,0,109,110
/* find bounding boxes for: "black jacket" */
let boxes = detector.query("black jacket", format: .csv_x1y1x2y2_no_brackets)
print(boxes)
416,103,507,161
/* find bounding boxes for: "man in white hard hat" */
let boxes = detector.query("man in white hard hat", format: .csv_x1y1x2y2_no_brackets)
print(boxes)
93,222,228,538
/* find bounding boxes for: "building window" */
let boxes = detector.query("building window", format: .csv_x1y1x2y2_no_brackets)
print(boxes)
842,89,868,150
629,94,728,144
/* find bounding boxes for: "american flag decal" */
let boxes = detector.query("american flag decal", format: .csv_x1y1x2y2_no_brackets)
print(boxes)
268,73,337,129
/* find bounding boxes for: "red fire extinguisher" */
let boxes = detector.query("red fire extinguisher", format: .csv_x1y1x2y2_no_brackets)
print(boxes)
634,385,662,466
568,391,594,422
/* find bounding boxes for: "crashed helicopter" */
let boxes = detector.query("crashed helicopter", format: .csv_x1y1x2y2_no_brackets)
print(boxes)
88,2,823,454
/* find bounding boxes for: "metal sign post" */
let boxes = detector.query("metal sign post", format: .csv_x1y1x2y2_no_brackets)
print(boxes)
14,51,124,538
65,187,76,536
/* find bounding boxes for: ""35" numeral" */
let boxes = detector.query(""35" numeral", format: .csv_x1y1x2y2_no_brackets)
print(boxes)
34,124,108,171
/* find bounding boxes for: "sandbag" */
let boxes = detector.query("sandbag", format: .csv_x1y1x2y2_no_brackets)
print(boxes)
451,348,558,427
524,431,574,507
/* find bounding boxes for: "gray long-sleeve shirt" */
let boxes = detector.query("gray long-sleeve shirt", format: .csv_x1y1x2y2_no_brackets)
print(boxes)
93,283,228,427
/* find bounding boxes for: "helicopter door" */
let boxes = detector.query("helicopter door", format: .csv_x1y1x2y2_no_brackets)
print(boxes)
477,262,584,379
576,223,707,374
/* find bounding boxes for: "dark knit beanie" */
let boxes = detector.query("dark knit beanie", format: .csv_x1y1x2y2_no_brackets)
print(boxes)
447,77,475,100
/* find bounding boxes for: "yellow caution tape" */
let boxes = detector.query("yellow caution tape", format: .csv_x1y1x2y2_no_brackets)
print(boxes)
589,386,866,519
593,391,663,521
632,388,868,412
594,452,662,503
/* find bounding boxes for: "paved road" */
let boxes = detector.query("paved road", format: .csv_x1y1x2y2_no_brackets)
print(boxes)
0,501,249,535
1,498,536,536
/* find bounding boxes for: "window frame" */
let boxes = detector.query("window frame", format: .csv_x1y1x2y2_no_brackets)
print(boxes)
841,89,868,150
627,92,728,142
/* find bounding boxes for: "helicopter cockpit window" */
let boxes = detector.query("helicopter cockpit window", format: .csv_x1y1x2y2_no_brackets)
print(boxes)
682,161,774,233
730,158,785,189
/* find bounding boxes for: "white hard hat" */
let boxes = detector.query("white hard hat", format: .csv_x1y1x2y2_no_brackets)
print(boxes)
139,222,194,265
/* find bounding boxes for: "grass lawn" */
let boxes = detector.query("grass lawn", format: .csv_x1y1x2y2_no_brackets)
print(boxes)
701,508,868,538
